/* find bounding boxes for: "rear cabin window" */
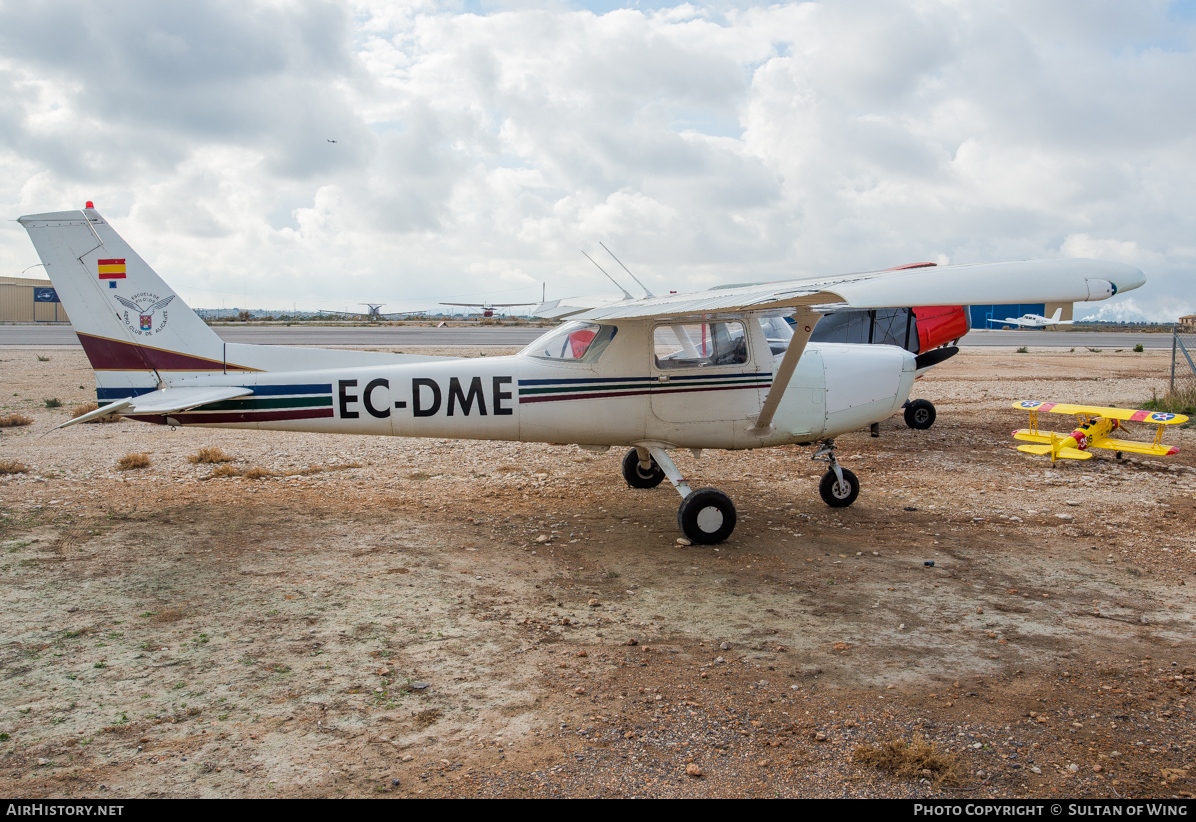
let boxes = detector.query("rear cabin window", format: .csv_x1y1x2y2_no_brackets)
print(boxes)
653,322,748,370
523,322,617,362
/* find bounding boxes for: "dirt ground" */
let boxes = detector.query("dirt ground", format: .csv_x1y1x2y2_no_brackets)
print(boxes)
0,344,1193,799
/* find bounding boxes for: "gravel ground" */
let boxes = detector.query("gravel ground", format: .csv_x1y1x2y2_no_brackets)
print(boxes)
0,346,1193,799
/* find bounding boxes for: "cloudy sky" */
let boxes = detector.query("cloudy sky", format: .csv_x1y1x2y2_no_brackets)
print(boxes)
1,0,1193,320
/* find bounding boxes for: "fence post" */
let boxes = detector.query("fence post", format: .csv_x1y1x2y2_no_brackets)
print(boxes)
1174,325,1179,393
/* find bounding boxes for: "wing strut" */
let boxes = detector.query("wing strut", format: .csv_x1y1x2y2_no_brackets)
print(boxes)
746,306,821,437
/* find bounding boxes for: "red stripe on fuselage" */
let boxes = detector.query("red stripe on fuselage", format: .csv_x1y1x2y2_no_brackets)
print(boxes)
126,408,334,426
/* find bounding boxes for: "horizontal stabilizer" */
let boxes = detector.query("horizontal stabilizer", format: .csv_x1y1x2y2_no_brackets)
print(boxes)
1017,444,1093,459
1012,429,1053,444
1089,437,1180,457
50,385,254,432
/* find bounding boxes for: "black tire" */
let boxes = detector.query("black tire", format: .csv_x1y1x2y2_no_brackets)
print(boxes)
819,468,860,508
904,399,936,430
621,448,665,489
677,488,737,544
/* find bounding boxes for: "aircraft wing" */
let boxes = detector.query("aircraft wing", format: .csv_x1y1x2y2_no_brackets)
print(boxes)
1088,437,1179,457
51,386,255,431
989,317,1037,327
538,258,1144,322
1012,401,1188,425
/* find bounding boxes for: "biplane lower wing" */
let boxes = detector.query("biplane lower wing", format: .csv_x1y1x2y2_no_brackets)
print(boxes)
1088,437,1179,457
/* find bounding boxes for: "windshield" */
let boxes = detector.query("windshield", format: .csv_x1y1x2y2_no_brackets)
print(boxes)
522,322,618,362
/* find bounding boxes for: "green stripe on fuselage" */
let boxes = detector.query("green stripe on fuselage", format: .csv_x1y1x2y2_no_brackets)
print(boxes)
193,396,333,412
518,377,767,396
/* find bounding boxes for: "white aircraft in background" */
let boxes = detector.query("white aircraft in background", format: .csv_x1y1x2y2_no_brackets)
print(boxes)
986,307,1074,328
20,205,1143,544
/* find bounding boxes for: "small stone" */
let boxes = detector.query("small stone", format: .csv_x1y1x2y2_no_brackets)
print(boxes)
574,686,585,694
535,535,549,543
757,759,769,767
1093,764,1102,773
576,650,588,657
720,642,729,651
401,754,414,762
1068,763,1079,773
625,638,638,646
898,623,905,630
624,731,636,739
814,732,827,742
976,608,983,614
410,682,430,691
37,758,48,766
588,599,601,607
676,538,691,546
714,656,725,664
1056,513,1074,521
1030,766,1042,774
378,667,390,676
685,763,703,777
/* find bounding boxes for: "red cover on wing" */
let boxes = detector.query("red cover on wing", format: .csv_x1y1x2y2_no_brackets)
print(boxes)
912,305,969,351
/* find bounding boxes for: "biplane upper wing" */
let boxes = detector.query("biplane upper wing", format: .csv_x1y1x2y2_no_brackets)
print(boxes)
1012,401,1188,425
538,258,1145,322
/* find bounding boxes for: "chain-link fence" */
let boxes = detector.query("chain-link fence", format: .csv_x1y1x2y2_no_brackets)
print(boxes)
1168,326,1196,411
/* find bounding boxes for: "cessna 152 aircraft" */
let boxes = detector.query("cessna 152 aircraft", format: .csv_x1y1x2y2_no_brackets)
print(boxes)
20,205,1145,544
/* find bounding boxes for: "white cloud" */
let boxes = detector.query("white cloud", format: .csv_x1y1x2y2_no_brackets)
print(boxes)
0,0,1193,316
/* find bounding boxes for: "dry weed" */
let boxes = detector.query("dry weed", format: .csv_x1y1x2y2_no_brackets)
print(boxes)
0,414,33,428
117,452,152,471
0,460,29,475
71,402,122,423
150,608,188,624
242,466,274,480
414,708,442,727
208,465,242,479
852,735,959,784
188,446,233,464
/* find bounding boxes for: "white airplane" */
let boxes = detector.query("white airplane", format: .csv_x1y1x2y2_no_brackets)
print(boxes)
986,307,1074,328
19,205,1143,544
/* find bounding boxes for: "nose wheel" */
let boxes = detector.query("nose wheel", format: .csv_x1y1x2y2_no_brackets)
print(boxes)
813,440,860,508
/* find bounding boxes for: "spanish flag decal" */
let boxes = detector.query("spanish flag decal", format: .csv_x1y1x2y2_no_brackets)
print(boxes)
98,258,126,289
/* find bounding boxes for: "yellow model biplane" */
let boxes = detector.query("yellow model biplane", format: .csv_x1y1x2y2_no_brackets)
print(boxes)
1012,401,1187,461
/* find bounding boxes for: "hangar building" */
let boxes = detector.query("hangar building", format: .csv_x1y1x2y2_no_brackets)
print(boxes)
0,275,70,323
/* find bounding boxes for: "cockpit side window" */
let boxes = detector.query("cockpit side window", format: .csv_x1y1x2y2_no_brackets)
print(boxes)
653,321,749,370
522,322,618,363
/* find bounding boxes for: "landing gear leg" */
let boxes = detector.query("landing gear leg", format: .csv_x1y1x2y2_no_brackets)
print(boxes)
813,440,860,508
642,446,737,545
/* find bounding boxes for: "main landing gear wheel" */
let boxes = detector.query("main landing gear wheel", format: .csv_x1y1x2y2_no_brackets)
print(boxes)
904,398,936,430
622,448,665,489
677,488,737,544
819,468,860,508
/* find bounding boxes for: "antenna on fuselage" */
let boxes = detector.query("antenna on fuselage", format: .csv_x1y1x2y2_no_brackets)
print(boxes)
581,251,633,300
600,242,654,299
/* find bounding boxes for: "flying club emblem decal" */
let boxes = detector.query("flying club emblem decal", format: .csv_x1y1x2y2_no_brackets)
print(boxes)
114,292,175,336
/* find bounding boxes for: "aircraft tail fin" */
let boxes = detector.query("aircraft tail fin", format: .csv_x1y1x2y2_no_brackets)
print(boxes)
1050,307,1062,322
18,207,237,401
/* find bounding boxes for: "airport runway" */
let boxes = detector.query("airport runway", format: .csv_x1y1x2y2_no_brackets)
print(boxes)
0,324,1176,349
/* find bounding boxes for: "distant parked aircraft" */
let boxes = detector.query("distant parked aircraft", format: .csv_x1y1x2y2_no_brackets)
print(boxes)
987,308,1073,328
